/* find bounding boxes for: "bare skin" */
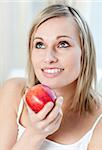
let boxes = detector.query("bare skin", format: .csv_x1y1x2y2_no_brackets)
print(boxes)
0,78,102,150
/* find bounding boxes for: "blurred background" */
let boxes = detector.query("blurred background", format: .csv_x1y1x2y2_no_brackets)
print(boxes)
0,0,102,95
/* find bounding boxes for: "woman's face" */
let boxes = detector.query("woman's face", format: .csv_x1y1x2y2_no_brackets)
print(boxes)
31,16,81,89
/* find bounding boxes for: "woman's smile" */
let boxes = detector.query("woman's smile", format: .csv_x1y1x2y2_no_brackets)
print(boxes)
41,68,64,78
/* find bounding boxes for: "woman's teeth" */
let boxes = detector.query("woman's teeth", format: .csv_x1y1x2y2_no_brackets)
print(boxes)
43,68,63,74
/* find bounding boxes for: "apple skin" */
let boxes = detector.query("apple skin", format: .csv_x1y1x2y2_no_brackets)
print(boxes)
25,84,56,113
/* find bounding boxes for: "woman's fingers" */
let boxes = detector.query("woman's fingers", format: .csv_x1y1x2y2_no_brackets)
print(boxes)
44,111,63,133
35,96,63,122
37,96,63,129
24,98,54,122
37,102,54,120
45,96,63,124
35,110,63,134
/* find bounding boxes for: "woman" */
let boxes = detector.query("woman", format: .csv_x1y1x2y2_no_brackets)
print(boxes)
0,4,102,150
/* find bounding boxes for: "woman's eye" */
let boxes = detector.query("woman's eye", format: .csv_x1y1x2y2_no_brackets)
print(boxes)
35,42,45,49
58,41,69,48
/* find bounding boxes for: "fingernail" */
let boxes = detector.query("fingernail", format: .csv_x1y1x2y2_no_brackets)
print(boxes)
58,96,64,105
27,105,32,114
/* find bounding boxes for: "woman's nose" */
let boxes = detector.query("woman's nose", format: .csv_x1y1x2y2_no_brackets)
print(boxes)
44,51,58,64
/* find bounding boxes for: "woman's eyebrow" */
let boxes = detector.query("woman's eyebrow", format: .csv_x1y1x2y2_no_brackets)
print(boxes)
57,35,76,43
33,37,44,41
57,35,73,40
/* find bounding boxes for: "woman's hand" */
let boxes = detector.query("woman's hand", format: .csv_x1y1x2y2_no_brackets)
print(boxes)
24,96,63,138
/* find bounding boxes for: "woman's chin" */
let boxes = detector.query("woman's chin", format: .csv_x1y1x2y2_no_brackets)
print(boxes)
40,81,60,89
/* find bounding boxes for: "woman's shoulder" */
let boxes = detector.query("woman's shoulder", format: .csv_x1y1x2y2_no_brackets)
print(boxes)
0,77,26,112
1,77,26,93
2,77,26,89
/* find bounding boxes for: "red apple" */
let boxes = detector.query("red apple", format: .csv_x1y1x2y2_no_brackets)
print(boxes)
25,84,56,113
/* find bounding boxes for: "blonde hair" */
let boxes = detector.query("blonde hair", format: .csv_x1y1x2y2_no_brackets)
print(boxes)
27,4,98,114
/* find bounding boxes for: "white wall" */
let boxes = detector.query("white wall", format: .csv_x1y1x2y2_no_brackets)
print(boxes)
0,3,12,85
90,2,102,94
0,1,47,85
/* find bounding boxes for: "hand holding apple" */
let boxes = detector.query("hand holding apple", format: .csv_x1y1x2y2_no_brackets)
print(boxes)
25,84,63,138
25,84,56,113
25,94,63,139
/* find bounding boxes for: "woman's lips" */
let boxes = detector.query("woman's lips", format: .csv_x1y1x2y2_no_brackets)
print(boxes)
41,68,64,78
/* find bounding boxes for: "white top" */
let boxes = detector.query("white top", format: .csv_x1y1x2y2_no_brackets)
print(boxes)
17,98,102,150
